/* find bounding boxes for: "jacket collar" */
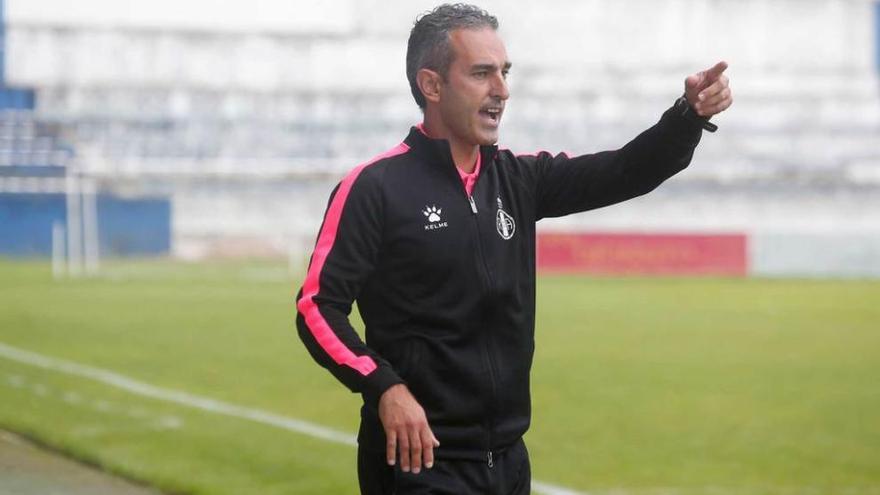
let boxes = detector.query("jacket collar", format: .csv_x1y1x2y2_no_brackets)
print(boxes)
404,125,498,172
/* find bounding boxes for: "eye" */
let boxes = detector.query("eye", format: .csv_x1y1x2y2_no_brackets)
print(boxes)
501,70,510,79
473,71,488,79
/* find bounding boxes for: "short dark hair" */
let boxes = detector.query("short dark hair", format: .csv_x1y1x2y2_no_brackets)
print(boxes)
406,4,499,109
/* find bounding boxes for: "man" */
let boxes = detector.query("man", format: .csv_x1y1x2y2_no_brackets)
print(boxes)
296,4,732,494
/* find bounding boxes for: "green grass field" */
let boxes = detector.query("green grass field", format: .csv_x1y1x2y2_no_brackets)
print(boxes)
1,259,879,494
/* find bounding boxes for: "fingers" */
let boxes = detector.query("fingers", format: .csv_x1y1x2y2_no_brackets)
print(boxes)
390,429,432,473
695,99,731,117
696,86,730,110
378,385,438,475
386,425,439,474
398,430,411,472
401,426,439,474
696,75,728,102
386,430,397,467
684,73,704,93
705,60,728,82
694,99,731,117
694,76,732,117
421,428,437,470
685,61,729,98
409,427,423,474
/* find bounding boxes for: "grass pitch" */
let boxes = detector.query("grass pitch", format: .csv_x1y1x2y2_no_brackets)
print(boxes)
0,259,878,494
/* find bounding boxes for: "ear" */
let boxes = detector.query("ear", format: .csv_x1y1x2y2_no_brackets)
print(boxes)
416,68,443,105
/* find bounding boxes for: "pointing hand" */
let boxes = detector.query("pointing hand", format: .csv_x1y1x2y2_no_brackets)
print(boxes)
685,61,732,117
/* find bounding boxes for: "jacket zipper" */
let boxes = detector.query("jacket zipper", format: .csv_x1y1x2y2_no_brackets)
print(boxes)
466,192,499,468
468,195,478,214
457,150,500,468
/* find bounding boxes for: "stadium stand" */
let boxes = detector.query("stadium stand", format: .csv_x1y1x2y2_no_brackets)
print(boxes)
3,0,879,275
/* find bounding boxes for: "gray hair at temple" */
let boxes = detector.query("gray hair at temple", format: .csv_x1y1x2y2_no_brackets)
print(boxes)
406,3,499,109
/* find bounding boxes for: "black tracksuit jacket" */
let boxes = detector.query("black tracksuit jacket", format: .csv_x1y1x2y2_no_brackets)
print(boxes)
295,102,704,461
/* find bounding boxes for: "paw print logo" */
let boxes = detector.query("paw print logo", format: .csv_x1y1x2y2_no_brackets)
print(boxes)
423,205,442,223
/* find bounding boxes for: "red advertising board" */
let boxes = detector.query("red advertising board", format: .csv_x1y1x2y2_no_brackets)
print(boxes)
537,232,748,276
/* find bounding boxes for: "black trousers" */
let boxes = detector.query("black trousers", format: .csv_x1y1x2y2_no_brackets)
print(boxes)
358,439,531,495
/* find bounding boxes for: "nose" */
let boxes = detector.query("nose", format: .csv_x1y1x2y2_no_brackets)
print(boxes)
491,73,510,101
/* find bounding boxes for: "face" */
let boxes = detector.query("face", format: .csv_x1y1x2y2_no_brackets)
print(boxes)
433,27,511,147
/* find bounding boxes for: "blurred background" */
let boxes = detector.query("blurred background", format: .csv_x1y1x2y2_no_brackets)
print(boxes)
1,0,878,276
1,1,879,495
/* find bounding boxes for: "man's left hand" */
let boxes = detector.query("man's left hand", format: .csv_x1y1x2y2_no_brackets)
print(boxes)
685,61,732,117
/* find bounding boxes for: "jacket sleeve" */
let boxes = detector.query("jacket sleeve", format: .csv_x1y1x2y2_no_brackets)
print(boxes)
295,166,404,407
528,102,704,220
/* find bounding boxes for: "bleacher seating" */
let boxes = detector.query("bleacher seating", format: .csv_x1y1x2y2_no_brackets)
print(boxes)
4,0,879,262
0,109,73,191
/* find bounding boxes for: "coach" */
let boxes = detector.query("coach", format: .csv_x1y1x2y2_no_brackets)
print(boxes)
295,3,732,494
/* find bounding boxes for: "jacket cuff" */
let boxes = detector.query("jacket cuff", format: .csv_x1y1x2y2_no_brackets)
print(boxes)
362,365,406,409
661,102,705,148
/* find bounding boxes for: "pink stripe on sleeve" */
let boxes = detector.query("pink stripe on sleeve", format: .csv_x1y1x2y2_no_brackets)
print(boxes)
296,142,410,376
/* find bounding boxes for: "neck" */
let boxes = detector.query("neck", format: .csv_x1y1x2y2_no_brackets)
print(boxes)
449,142,479,174
421,111,479,174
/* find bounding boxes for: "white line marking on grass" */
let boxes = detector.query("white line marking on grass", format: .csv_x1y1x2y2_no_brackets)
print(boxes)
154,416,184,430
71,425,112,438
6,374,25,388
93,399,116,413
0,342,358,446
0,342,586,495
126,407,149,419
32,383,49,396
3,371,185,434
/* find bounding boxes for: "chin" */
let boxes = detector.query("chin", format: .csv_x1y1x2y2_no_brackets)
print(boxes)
477,130,500,145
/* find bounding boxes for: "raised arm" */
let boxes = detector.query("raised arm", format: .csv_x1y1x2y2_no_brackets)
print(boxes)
529,61,732,219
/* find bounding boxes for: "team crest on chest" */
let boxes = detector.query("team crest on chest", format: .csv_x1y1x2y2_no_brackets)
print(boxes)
423,205,448,231
495,197,515,240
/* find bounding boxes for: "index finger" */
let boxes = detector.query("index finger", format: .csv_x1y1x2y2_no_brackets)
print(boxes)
705,61,728,82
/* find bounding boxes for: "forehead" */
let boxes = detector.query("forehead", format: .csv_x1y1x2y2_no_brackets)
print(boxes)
448,27,508,67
